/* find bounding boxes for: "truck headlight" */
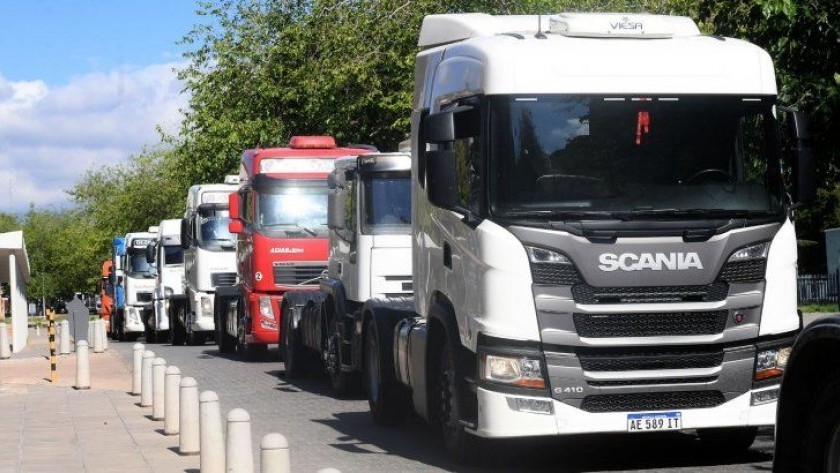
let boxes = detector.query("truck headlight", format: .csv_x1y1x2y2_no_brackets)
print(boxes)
754,346,792,381
258,297,277,329
200,297,212,317
481,353,546,389
525,246,572,265
728,242,770,262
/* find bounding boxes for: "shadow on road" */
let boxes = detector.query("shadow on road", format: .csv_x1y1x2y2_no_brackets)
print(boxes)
311,411,774,472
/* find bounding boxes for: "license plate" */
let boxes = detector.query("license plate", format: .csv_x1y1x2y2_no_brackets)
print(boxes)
627,412,682,432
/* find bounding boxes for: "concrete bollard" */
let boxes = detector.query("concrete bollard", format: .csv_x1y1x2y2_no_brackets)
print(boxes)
152,357,167,420
93,320,104,353
316,469,342,473
35,324,40,336
199,391,225,473
88,322,94,345
260,433,290,473
74,340,91,390
225,408,253,473
132,343,144,395
101,319,108,351
179,377,200,455
164,366,181,435
59,320,71,354
0,322,11,359
140,350,155,407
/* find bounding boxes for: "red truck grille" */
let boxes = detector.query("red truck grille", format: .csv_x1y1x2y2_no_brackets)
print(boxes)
272,263,326,285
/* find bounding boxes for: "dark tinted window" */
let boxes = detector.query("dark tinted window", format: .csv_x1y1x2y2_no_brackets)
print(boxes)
361,173,411,234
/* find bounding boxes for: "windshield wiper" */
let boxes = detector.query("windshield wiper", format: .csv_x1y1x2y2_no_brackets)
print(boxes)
264,223,320,236
627,208,773,218
501,210,627,220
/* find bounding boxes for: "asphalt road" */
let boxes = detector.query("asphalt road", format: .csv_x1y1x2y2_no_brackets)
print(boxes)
111,338,776,473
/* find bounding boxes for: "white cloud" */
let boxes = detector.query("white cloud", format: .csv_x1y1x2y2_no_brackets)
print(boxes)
0,63,188,213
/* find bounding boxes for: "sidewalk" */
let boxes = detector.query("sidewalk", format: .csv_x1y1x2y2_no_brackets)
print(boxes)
0,329,199,472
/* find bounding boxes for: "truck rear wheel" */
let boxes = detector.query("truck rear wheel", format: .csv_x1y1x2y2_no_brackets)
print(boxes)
365,318,408,426
324,304,359,395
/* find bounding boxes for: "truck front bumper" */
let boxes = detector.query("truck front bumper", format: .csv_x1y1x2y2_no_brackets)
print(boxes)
245,294,282,345
124,306,146,333
472,385,777,438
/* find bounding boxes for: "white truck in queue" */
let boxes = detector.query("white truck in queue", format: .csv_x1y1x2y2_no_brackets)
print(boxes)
143,219,185,343
282,151,413,393
171,176,240,346
304,13,815,460
118,231,157,341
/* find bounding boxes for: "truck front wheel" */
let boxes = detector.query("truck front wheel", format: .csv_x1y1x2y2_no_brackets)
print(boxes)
365,318,408,426
437,337,480,462
282,301,304,377
800,370,840,471
216,300,236,354
171,304,186,346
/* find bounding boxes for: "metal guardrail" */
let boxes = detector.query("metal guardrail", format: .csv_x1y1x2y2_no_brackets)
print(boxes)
797,272,840,306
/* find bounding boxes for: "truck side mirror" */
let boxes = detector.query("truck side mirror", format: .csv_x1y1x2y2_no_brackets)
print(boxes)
424,105,479,144
229,219,244,234
425,149,458,208
780,107,816,205
327,191,345,230
145,242,156,264
180,218,191,249
228,192,240,219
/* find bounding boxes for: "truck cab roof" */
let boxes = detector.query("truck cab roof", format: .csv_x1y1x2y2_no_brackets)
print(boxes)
240,136,376,181
416,13,776,98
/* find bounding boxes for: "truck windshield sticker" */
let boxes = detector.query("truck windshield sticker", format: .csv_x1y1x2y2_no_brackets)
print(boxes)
202,192,230,204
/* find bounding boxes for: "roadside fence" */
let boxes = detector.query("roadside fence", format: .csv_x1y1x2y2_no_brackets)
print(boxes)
798,272,840,308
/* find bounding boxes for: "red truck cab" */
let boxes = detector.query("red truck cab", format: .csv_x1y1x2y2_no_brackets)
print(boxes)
215,136,374,358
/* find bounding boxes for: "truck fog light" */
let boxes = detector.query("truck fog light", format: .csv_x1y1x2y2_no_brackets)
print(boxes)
754,346,792,381
201,297,213,317
481,354,546,389
506,396,553,415
751,387,780,405
258,297,277,330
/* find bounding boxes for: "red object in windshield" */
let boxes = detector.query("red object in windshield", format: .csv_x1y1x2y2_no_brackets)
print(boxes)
636,110,650,145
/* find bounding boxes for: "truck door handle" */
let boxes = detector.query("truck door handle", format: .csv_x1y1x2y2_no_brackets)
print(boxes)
443,242,452,269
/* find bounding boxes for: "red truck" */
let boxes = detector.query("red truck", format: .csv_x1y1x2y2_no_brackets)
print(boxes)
214,136,374,359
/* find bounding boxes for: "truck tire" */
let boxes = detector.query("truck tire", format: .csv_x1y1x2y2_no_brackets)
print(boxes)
365,317,409,426
235,301,264,360
171,304,186,346
697,427,757,453
156,330,170,344
144,311,157,343
437,336,480,463
324,302,359,395
117,309,126,342
282,302,304,378
216,300,235,354
800,369,840,472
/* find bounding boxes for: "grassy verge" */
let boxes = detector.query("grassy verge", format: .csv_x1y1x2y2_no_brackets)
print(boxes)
799,302,840,313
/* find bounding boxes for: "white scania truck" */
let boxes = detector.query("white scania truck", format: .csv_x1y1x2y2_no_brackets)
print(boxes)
354,13,815,460
172,177,240,346
119,231,157,341
281,152,413,392
144,219,185,343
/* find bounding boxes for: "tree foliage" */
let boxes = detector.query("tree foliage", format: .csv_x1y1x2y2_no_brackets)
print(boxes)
47,0,839,297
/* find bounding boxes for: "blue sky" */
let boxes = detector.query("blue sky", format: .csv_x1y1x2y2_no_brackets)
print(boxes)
0,0,204,213
0,0,198,84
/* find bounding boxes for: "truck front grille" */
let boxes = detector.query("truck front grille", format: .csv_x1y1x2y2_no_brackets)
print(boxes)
137,292,153,303
580,390,725,413
531,263,582,285
578,349,724,372
573,310,728,338
571,282,729,304
211,272,237,287
587,376,718,387
273,263,326,285
718,259,766,282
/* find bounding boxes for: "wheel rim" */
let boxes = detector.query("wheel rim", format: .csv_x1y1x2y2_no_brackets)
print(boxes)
827,423,840,472
367,333,379,402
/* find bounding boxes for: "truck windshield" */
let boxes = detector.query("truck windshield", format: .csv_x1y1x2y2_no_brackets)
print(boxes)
163,246,184,265
126,250,153,277
199,216,236,250
257,186,329,238
489,95,784,219
362,172,411,234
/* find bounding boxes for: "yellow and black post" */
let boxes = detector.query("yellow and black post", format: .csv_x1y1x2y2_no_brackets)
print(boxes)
48,310,57,382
